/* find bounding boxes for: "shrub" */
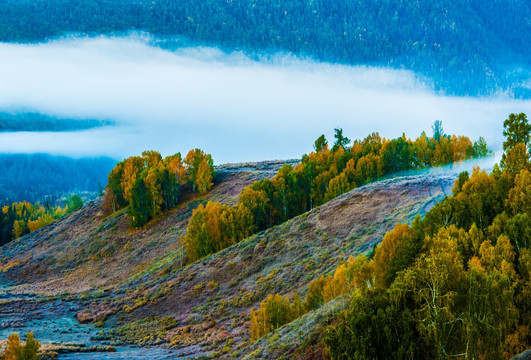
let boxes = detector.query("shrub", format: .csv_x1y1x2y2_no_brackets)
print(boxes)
250,294,302,341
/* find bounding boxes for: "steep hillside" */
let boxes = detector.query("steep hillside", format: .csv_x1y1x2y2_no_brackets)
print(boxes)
74,173,454,358
0,158,456,358
0,161,292,294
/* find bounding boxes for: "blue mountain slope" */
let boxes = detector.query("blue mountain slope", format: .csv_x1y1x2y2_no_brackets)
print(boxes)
0,0,529,97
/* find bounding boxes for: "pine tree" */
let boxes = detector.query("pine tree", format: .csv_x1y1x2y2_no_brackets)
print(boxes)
332,128,351,151
503,113,530,152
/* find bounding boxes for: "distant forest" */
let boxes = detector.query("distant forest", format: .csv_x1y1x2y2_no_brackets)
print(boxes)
0,112,114,132
0,0,529,97
0,154,116,205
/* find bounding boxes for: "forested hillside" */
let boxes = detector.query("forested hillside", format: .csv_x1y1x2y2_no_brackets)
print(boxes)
0,114,528,359
0,0,529,97
1,0,529,353
238,113,531,359
182,125,489,263
0,154,116,204
0,194,82,246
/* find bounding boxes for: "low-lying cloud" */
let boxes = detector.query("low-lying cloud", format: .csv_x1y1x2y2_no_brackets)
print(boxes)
0,35,529,163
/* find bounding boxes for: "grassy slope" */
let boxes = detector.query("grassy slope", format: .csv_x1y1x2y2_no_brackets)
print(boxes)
0,162,455,358
0,162,288,294
79,173,454,358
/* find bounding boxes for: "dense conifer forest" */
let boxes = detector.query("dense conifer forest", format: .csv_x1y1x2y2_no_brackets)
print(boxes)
0,0,529,97
0,154,115,204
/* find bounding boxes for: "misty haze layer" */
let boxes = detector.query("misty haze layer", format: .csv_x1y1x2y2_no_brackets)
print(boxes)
0,36,529,164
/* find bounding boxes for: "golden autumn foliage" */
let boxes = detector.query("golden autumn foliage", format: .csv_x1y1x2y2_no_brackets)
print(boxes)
251,166,530,355
319,208,529,359
251,255,371,340
2,332,40,360
238,187,270,231
184,201,254,262
26,214,53,233
1,200,69,244
184,125,485,264
3,333,21,360
450,134,474,162
392,230,465,354
371,223,415,287
184,149,215,193
143,162,165,219
164,153,187,185
121,156,144,203
323,173,350,202
303,275,326,311
195,158,214,195
248,116,529,357
250,294,302,341
322,261,351,302
322,120,530,359
103,148,215,228
507,169,531,215
503,143,530,176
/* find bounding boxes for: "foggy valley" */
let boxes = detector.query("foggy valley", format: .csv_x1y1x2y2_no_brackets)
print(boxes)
0,35,528,163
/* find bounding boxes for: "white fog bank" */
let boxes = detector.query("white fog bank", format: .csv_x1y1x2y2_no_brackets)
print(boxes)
0,35,529,163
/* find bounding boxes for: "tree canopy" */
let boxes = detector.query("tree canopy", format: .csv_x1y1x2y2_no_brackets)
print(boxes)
103,148,215,228
184,122,489,262
503,113,530,153
247,113,530,359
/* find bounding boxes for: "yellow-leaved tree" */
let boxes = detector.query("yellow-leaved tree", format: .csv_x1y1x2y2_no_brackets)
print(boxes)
195,158,214,195
3,332,40,360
